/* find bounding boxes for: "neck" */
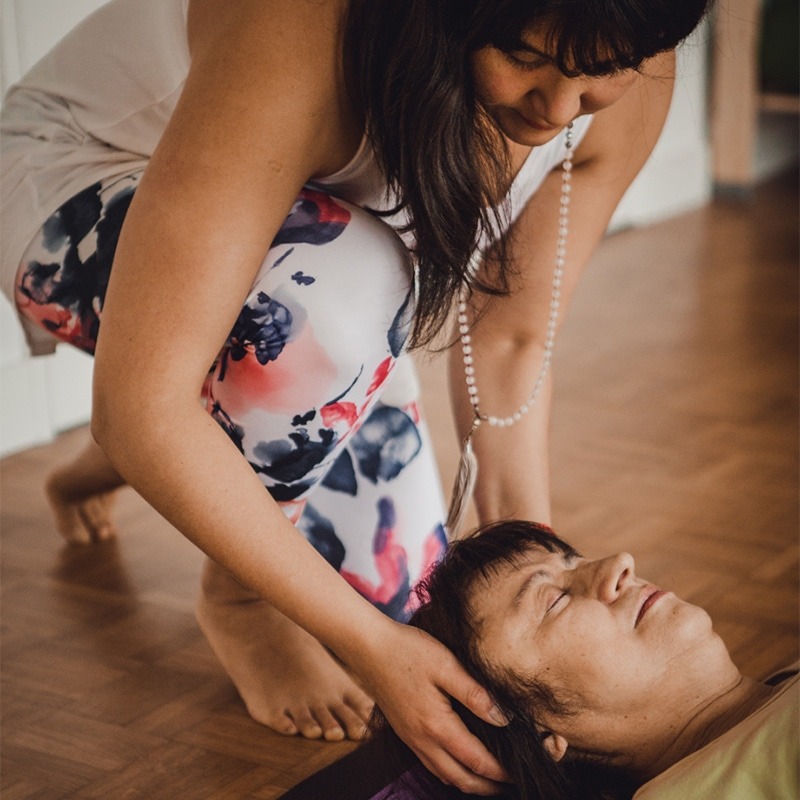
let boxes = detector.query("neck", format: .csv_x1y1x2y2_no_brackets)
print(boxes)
643,674,778,780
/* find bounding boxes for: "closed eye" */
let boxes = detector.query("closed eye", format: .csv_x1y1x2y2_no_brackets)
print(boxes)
506,51,550,71
547,590,569,614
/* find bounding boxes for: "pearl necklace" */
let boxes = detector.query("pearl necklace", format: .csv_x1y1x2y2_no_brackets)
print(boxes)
446,122,574,535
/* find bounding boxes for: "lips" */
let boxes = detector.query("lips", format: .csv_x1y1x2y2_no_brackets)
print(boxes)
516,110,558,131
635,586,667,626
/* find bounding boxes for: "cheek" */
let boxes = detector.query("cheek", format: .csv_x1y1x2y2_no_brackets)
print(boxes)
583,74,638,113
537,621,617,691
472,54,520,105
650,602,715,653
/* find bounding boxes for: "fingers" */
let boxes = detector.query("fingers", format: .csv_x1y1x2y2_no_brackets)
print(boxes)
417,745,506,797
443,668,509,729
360,626,510,793
411,696,509,790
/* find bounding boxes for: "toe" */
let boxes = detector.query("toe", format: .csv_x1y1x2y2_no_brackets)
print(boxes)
292,710,323,739
347,690,375,726
269,713,299,737
312,707,345,742
324,727,346,742
62,517,92,545
334,704,368,740
64,526,92,545
48,501,91,544
94,524,116,542
80,498,117,542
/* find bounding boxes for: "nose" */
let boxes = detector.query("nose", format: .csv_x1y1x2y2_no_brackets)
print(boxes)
528,71,636,127
528,73,582,127
591,552,636,604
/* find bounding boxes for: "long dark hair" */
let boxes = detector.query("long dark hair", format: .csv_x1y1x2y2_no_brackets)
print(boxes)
344,0,711,347
371,520,640,800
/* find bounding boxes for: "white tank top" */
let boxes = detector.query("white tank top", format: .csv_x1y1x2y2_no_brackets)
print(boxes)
0,0,591,353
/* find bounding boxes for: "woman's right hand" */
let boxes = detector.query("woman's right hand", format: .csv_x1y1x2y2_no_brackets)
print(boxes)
354,621,510,795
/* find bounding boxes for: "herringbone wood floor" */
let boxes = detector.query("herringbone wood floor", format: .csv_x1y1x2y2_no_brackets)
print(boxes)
2,173,797,798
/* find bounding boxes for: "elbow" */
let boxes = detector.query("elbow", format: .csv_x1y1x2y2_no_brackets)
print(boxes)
90,383,122,457
89,399,111,452
90,365,142,458
91,387,159,469
91,373,198,461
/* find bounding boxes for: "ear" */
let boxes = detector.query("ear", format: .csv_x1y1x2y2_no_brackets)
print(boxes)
541,731,569,762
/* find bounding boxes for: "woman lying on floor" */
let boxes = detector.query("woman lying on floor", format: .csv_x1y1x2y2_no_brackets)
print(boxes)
282,520,799,800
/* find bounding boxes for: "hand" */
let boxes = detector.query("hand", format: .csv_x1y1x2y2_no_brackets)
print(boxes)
358,621,510,795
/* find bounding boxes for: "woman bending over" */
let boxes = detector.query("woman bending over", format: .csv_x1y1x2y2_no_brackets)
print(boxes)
1,0,708,792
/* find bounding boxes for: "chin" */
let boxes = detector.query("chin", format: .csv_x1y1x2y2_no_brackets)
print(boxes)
668,602,720,651
489,108,563,147
506,123,562,147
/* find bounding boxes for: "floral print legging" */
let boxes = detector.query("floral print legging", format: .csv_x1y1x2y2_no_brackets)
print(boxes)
15,172,448,622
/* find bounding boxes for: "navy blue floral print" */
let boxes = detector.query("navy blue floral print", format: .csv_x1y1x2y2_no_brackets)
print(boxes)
17,177,445,625
349,406,422,483
15,181,135,353
273,191,351,247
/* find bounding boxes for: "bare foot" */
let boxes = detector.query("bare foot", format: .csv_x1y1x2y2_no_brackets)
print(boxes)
44,437,126,545
196,558,374,741
46,478,116,544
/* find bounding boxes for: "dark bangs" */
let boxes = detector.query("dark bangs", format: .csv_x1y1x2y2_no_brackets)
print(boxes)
468,0,711,76
344,0,711,349
413,520,579,612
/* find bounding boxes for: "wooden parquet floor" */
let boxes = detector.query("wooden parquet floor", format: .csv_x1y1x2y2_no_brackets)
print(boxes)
2,172,798,798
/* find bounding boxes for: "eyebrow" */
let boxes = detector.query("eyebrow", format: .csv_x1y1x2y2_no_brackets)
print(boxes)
511,551,577,611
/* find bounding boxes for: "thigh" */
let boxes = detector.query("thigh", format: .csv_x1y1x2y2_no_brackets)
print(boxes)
15,175,142,354
297,355,448,622
17,179,424,587
204,189,416,517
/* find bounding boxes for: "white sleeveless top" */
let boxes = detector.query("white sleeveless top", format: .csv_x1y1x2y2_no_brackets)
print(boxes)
0,0,591,354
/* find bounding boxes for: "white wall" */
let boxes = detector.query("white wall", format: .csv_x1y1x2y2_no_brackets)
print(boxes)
0,0,105,456
0,2,715,456
612,25,713,229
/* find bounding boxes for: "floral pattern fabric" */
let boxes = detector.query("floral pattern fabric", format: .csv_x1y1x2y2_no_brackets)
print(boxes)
15,176,447,621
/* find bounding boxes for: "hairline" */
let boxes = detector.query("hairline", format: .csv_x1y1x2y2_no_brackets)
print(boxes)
459,537,589,715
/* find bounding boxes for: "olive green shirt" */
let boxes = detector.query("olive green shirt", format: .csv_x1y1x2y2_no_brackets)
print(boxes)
634,670,798,800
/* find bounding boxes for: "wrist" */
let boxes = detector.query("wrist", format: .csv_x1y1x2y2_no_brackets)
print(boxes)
475,477,552,526
323,599,401,672
469,388,552,523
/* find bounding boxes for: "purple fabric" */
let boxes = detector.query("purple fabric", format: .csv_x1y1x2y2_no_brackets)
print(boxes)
372,769,435,799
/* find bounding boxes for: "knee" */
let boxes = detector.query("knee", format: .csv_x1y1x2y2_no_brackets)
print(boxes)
209,191,415,428
245,190,415,374
313,200,414,363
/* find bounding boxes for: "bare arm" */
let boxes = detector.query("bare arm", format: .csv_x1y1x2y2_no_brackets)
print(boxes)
94,0,360,642
450,52,677,526
92,1,505,793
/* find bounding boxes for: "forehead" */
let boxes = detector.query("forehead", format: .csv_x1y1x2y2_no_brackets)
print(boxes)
469,545,570,629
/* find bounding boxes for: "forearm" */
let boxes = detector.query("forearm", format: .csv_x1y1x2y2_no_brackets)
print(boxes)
447,59,676,528
448,338,553,525
92,400,391,664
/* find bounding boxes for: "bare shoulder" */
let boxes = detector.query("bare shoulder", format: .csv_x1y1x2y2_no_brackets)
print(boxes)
95,1,360,401
181,0,358,179
573,50,676,179
187,0,347,67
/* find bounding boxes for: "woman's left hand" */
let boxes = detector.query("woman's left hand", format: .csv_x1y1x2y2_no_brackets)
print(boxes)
355,621,511,795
